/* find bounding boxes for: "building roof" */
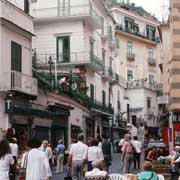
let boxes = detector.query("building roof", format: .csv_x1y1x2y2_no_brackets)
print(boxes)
111,0,158,21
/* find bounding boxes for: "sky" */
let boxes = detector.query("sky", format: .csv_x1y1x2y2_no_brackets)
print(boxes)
129,0,169,21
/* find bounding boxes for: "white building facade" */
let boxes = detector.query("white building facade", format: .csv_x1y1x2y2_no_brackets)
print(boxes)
0,0,38,130
31,0,128,139
111,4,161,137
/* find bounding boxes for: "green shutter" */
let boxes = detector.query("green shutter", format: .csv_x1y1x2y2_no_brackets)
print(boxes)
11,41,22,72
90,84,94,101
102,90,106,107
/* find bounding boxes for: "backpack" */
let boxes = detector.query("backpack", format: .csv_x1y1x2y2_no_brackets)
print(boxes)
102,141,111,155
126,142,136,154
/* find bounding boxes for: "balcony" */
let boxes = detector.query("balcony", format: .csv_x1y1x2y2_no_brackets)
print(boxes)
32,4,101,29
115,25,160,45
109,39,119,50
35,52,104,72
148,59,156,66
101,27,113,41
127,79,157,91
110,73,120,85
127,52,135,61
91,100,114,115
2,71,38,97
0,0,33,34
101,67,113,81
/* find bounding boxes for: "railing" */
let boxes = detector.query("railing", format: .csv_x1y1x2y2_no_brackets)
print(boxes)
4,71,38,96
127,52,135,61
92,100,114,115
148,58,156,66
32,4,101,26
127,79,157,91
35,52,104,70
115,25,160,43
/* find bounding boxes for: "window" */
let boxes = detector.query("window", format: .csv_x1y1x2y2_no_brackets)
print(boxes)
102,50,106,65
57,0,70,16
134,24,139,33
117,90,120,110
127,70,133,81
147,97,151,109
11,41,22,72
57,36,70,62
90,84,95,101
148,48,154,63
108,26,113,40
127,41,132,54
90,39,94,55
102,90,106,107
146,25,156,40
125,17,134,30
24,0,29,14
149,74,155,83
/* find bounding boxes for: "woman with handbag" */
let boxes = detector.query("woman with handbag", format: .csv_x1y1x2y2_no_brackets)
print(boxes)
0,140,14,180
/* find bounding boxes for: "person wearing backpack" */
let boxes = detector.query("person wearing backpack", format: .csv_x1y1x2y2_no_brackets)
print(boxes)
138,161,158,180
99,134,112,172
121,134,134,174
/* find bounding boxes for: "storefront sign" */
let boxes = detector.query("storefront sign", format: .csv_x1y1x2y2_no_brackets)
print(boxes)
157,96,169,104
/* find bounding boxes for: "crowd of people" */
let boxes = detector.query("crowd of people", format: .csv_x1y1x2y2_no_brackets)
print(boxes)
0,132,177,180
0,136,66,180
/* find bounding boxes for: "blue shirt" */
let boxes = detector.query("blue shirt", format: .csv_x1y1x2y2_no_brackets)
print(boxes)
138,171,158,180
56,144,65,154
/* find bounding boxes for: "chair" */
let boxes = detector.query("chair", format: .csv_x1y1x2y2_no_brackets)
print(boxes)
157,174,165,180
84,176,111,180
109,174,127,180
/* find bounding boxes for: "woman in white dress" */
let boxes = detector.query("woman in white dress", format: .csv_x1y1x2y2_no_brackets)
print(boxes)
0,140,14,180
23,138,52,180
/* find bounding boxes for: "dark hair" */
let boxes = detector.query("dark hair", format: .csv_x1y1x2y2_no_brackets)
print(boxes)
0,140,11,159
27,138,41,149
91,139,99,146
102,134,107,140
134,136,138,140
77,134,84,142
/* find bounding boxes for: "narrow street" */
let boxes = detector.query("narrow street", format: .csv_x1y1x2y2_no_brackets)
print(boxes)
52,153,123,180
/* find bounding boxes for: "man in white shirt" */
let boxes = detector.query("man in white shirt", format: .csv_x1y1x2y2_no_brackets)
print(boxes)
9,138,18,180
132,136,142,170
85,160,108,178
68,134,88,180
39,140,53,160
87,139,104,170
25,138,52,180
39,140,53,169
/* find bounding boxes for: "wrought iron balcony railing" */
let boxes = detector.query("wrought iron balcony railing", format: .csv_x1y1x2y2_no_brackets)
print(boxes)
148,58,156,66
35,51,104,72
32,3,102,29
115,25,160,43
127,52,135,61
127,79,157,91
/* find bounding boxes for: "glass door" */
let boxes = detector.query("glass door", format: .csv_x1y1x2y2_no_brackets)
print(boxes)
57,0,70,16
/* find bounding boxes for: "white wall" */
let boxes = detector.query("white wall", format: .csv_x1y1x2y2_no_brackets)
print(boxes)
0,95,9,130
0,23,32,91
